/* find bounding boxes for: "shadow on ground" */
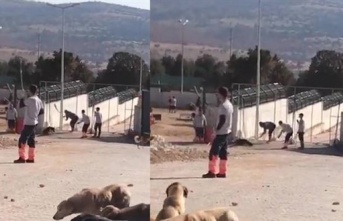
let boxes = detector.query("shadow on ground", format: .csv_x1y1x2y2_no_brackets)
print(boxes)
290,146,343,157
43,131,136,145
150,176,203,180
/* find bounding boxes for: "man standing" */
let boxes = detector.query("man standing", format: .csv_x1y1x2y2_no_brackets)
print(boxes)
94,107,102,138
202,87,233,178
277,121,293,149
297,113,305,150
259,121,276,143
6,104,17,132
14,85,44,163
171,96,177,113
78,110,90,138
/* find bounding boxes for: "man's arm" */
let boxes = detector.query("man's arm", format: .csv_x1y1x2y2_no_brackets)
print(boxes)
216,115,226,131
260,128,267,137
19,99,26,108
203,115,207,127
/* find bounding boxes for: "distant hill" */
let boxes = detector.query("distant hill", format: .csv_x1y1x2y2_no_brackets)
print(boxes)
151,0,343,64
0,0,149,63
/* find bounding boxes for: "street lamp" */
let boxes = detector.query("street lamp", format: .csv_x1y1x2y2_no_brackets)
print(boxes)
255,0,262,139
179,19,189,93
46,3,80,130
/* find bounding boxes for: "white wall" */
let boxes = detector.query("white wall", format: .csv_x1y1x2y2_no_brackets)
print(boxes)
42,93,138,130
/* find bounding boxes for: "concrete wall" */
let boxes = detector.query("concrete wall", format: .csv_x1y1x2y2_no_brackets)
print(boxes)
42,93,138,130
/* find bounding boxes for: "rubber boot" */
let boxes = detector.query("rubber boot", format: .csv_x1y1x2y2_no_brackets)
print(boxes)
217,160,227,178
26,147,35,163
14,144,26,163
202,156,218,178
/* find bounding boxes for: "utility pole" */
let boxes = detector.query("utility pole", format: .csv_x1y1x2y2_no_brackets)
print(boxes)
37,31,41,60
229,27,233,58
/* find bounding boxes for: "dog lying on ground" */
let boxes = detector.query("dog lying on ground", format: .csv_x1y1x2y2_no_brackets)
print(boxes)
162,207,239,221
135,134,165,148
42,126,55,136
100,203,150,221
53,184,131,220
155,182,189,221
71,204,150,221
230,138,253,147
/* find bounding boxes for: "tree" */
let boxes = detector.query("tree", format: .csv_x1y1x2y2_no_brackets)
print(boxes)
150,58,165,76
296,50,343,90
96,52,149,88
226,47,295,87
34,50,94,85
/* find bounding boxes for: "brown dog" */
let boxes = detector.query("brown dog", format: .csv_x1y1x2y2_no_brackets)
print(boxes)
53,184,131,220
155,182,189,221
101,203,150,221
161,207,239,221
97,184,131,209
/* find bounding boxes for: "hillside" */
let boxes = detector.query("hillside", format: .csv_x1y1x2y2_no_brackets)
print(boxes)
0,0,149,64
151,0,343,64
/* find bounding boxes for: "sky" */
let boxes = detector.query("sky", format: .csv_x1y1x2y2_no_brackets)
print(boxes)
34,0,150,10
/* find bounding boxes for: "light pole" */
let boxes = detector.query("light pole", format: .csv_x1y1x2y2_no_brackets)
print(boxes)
139,56,143,92
179,19,189,93
46,3,80,130
255,0,262,139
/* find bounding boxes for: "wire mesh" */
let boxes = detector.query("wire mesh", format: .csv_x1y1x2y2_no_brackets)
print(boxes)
322,92,343,110
232,83,286,108
117,89,138,104
39,80,86,102
288,90,321,113
88,86,117,107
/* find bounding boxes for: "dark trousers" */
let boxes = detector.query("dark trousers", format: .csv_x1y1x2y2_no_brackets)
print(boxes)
70,117,79,131
18,125,36,148
8,120,15,129
82,124,90,133
285,132,293,143
209,134,230,160
298,132,305,147
94,123,102,137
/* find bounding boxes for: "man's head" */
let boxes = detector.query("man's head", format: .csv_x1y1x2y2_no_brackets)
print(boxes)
28,84,38,96
259,121,264,127
96,107,100,112
299,113,303,119
81,110,85,114
278,121,283,126
198,108,203,115
216,86,229,103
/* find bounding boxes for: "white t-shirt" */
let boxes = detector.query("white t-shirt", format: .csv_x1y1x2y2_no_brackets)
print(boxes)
297,119,305,132
94,112,102,124
171,98,177,107
6,108,17,120
281,123,293,133
80,113,90,124
24,96,44,126
216,99,233,135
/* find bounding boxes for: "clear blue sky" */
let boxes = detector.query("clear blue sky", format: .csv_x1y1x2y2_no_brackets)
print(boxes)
33,0,150,10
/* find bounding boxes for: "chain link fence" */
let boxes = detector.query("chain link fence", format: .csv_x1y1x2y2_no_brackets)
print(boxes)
231,83,343,145
39,81,140,134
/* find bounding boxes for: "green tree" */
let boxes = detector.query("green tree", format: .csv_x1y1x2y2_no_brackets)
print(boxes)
296,50,343,90
34,50,94,85
96,52,149,88
150,58,165,76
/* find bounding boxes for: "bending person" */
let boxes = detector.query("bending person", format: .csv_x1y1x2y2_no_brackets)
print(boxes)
259,121,276,143
64,110,79,132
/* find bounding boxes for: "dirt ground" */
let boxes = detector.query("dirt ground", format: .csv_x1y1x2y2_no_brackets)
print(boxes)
0,113,150,221
150,108,343,221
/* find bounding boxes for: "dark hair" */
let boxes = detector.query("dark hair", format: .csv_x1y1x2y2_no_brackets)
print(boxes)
81,110,85,113
299,113,304,117
29,84,38,94
278,121,283,124
96,107,100,111
217,87,229,98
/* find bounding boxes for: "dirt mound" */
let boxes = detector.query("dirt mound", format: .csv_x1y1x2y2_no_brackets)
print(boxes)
150,146,208,164
0,136,18,148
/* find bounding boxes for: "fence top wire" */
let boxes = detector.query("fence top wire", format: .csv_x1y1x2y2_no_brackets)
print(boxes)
232,83,285,98
322,92,343,102
288,89,321,102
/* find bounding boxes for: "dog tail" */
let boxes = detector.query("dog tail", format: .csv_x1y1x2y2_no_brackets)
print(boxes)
134,136,140,144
